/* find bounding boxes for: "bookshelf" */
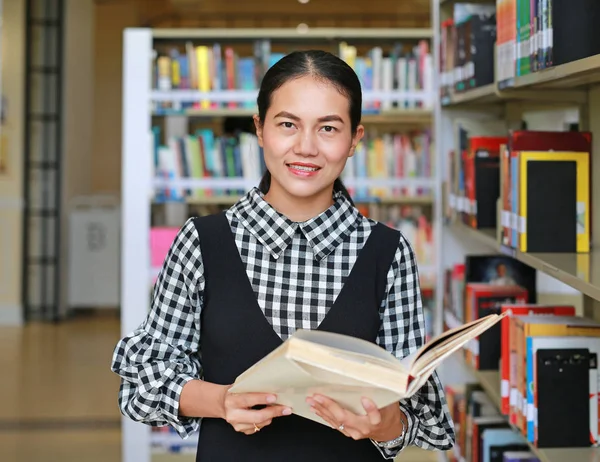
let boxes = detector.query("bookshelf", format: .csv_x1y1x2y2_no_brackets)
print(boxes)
435,0,600,461
121,24,441,462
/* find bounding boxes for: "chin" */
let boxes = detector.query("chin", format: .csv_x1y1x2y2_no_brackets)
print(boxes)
277,178,332,199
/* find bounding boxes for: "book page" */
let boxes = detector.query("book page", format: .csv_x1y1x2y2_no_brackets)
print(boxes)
410,313,507,376
292,329,398,363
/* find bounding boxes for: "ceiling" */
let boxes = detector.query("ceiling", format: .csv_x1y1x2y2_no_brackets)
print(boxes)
130,0,432,28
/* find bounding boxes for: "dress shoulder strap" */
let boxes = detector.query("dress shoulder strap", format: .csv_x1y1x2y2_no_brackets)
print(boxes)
192,211,239,285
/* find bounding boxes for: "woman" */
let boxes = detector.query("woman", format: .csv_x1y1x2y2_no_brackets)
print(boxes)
111,49,455,461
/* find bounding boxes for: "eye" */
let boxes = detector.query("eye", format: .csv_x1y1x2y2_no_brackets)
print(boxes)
320,125,337,133
280,121,296,129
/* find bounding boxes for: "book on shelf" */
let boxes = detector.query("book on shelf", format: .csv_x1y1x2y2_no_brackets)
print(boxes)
509,314,600,447
444,0,600,92
496,0,600,84
464,283,528,371
439,3,496,99
228,312,507,427
516,150,590,253
498,304,576,416
446,118,506,224
152,37,433,113
443,251,600,450
499,130,592,250
442,254,537,331
446,124,594,254
462,136,507,230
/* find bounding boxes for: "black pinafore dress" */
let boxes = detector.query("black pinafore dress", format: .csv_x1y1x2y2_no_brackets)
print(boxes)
193,212,400,462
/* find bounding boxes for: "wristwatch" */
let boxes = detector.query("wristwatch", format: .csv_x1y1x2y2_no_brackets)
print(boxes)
373,415,406,449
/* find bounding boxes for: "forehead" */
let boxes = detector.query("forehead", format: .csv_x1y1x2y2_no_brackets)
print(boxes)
269,75,350,116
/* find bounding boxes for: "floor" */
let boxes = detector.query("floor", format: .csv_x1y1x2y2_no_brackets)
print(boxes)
0,313,440,462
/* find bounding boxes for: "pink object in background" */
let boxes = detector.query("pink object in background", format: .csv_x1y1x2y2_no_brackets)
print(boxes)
150,227,180,268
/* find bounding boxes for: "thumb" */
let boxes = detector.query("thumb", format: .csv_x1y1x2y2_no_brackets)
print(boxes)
361,397,382,426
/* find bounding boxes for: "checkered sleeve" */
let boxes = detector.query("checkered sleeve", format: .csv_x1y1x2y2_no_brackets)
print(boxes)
373,232,455,459
110,218,204,438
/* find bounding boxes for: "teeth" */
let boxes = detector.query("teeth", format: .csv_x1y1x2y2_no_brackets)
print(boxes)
289,164,319,172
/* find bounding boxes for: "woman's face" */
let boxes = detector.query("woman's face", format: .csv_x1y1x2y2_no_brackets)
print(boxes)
254,75,364,202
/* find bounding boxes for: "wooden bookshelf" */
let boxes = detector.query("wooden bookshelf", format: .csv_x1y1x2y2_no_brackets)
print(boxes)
440,84,501,106
440,52,600,108
505,54,600,91
435,1,600,461
448,221,600,303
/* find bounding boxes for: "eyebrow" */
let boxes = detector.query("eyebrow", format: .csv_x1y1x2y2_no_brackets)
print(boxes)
273,111,345,124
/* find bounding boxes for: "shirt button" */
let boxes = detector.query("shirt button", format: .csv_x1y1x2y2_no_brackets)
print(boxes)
272,254,279,260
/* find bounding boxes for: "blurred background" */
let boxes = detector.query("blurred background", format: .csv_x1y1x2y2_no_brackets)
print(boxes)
0,0,438,461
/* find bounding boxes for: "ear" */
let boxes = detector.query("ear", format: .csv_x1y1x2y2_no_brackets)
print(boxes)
349,125,364,158
253,115,264,147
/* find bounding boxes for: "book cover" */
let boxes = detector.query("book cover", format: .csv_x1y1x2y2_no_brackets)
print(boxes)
229,313,506,427
464,254,537,300
499,304,576,415
465,284,528,370
513,315,600,435
518,151,590,253
504,130,592,249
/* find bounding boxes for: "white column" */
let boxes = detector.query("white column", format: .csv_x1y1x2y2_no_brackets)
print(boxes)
121,27,153,462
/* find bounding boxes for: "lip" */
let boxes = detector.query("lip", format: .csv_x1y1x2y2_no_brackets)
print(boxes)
286,162,321,168
286,162,322,178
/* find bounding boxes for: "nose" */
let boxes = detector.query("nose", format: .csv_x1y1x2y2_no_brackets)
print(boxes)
294,130,318,157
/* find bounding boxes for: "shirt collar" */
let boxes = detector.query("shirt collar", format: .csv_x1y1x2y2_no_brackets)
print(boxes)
232,187,360,262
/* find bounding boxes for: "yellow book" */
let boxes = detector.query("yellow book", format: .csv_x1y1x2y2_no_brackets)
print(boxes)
171,58,180,88
195,46,211,109
156,56,171,90
518,151,589,253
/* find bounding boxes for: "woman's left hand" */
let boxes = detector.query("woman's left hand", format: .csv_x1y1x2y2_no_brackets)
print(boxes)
306,394,404,442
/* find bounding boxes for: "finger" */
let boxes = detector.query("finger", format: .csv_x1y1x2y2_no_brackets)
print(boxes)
239,418,273,435
307,397,358,437
235,404,292,425
310,395,371,439
309,406,364,440
229,392,278,409
311,394,351,425
361,397,382,426
309,403,338,428
308,400,339,427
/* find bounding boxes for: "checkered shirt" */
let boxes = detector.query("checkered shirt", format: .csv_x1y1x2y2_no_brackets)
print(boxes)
111,187,455,458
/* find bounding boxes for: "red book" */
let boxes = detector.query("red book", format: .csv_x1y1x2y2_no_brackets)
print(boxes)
465,283,529,370
464,136,507,229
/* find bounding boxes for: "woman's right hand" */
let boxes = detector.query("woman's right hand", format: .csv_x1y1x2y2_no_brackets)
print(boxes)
221,389,293,435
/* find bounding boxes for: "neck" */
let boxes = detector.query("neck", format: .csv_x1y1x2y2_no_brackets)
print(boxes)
263,181,335,222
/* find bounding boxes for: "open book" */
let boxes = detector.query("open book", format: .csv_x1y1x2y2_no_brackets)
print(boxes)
229,312,507,426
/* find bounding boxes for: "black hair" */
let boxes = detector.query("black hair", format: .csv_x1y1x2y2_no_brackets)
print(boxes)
255,50,362,205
